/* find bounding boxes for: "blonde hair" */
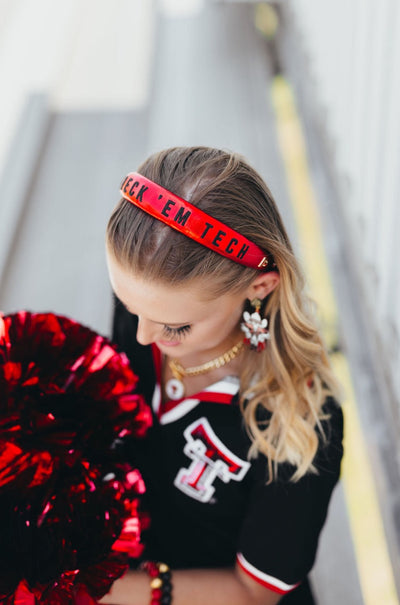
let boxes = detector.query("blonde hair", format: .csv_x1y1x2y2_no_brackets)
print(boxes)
107,147,339,481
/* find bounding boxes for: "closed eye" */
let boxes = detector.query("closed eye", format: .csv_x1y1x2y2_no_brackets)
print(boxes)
162,324,192,339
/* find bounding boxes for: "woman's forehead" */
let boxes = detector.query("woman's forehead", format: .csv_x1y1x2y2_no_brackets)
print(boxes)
107,255,235,322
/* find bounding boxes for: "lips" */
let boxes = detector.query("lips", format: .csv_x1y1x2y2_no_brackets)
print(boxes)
156,340,181,347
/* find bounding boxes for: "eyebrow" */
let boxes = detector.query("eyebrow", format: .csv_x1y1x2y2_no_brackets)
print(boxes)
118,301,190,326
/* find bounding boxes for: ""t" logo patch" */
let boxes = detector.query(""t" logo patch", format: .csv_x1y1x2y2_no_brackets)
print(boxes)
174,418,250,503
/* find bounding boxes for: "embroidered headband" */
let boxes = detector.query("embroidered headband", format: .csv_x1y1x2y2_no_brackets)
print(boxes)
120,172,275,271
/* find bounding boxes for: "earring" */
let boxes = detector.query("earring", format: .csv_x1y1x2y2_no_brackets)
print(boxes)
241,297,270,352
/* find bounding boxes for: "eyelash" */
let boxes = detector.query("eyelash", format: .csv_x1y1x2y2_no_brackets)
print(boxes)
119,301,192,339
163,324,192,339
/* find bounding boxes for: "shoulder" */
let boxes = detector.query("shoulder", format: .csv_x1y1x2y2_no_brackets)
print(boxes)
251,396,343,484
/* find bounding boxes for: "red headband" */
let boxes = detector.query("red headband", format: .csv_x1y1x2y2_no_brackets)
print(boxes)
120,172,274,271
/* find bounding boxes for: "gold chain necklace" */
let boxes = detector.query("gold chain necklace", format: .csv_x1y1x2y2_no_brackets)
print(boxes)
165,340,243,401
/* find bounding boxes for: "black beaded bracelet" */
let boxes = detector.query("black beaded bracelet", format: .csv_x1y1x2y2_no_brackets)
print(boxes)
142,561,173,605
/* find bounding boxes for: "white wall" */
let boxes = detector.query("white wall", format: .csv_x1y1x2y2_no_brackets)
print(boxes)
282,0,400,415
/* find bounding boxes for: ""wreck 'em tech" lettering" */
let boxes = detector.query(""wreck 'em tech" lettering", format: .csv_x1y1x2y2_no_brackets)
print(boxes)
121,176,250,260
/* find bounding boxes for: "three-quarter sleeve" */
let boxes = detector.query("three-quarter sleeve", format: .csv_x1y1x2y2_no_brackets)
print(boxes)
237,400,343,596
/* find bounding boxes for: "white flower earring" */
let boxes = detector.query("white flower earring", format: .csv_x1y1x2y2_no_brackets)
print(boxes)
241,297,270,352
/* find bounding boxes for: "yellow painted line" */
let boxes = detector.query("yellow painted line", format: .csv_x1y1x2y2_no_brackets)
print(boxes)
332,352,398,604
270,74,399,605
254,3,279,39
270,76,338,351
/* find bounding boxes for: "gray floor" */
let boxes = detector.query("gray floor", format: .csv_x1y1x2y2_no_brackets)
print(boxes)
0,110,148,335
0,3,365,603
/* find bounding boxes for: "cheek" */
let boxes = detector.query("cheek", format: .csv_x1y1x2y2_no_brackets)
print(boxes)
202,311,242,340
221,305,244,328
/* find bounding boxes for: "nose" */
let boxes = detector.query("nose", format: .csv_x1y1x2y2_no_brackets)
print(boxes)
136,316,159,346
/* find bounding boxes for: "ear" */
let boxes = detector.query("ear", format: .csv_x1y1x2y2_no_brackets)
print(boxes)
244,271,280,301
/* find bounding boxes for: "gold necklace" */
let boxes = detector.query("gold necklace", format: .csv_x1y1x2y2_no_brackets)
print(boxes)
165,340,243,401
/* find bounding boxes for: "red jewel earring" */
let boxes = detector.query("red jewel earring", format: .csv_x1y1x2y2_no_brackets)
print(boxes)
241,297,270,352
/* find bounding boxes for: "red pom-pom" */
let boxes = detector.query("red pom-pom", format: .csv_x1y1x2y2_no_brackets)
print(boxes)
0,312,152,604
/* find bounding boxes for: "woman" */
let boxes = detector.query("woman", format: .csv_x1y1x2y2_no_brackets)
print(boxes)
102,147,343,605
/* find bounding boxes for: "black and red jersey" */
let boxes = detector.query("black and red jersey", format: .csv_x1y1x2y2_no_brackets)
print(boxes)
112,302,343,603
